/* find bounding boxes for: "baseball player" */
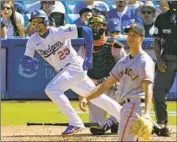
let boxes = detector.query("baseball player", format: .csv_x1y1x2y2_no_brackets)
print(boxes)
21,10,123,137
80,24,155,141
78,15,127,135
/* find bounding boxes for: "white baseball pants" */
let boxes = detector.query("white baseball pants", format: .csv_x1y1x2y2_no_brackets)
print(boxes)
45,59,122,128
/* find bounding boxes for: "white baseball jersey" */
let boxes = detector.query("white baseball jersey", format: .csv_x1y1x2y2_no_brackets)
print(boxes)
25,24,79,71
110,50,155,102
23,24,124,130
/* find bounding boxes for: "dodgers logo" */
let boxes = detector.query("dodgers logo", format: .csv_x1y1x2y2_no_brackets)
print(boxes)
65,27,73,32
37,41,63,58
18,58,39,78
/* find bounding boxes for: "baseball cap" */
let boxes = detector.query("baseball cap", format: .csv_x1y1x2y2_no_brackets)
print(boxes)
124,24,145,36
94,3,108,12
139,1,156,12
108,18,121,33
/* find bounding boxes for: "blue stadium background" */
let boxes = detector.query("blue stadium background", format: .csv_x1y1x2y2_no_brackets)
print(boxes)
1,1,176,100
1,38,177,100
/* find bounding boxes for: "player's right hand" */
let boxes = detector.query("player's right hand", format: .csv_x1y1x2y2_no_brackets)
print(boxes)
156,58,167,72
79,97,88,112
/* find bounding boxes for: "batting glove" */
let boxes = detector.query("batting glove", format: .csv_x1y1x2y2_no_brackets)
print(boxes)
21,56,39,70
83,53,93,71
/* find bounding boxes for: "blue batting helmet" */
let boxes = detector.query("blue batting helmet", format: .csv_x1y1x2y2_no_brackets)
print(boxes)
29,10,49,26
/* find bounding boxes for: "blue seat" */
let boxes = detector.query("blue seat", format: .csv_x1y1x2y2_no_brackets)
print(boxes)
63,1,80,14
106,1,116,10
66,14,80,24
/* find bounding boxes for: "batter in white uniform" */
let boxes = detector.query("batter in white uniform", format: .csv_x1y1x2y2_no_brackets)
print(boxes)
21,10,122,136
79,24,155,141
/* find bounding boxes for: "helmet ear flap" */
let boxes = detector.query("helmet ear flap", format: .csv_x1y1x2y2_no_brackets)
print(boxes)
44,17,49,26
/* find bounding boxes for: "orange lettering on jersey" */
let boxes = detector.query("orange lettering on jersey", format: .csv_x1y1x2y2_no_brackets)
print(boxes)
118,68,138,80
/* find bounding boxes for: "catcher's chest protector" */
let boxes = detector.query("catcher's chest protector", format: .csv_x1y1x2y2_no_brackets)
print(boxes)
87,38,116,79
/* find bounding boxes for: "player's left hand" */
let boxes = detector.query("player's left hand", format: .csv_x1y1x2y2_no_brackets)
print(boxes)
79,97,88,112
83,54,93,70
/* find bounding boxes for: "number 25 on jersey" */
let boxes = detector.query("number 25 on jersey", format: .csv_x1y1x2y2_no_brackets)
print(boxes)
58,48,70,60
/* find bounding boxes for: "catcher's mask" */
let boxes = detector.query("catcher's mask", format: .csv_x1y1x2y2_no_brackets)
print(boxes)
168,1,177,25
89,15,107,40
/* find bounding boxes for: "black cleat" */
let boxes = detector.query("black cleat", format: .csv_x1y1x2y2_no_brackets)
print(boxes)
152,124,171,137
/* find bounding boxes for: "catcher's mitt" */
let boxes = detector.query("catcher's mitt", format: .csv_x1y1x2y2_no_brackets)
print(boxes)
130,114,153,140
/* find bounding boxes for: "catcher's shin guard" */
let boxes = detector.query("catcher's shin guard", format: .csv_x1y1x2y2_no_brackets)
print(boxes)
110,123,118,134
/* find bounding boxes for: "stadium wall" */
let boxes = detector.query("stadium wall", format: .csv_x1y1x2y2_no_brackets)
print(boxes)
1,38,177,100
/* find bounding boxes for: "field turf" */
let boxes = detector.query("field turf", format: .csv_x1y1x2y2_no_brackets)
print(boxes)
1,101,176,125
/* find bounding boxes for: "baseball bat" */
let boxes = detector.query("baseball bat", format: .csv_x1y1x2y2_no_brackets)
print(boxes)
26,122,99,127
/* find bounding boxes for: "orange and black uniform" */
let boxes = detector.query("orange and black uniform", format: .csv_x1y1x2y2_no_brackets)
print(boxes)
87,37,123,80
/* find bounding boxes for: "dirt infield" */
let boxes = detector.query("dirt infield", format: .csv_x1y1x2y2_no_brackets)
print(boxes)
2,126,177,141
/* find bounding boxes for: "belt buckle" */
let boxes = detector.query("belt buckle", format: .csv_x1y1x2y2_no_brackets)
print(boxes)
121,98,130,105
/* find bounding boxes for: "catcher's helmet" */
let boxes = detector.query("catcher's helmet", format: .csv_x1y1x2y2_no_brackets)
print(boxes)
89,15,107,25
29,10,49,26
168,1,177,11
89,15,107,40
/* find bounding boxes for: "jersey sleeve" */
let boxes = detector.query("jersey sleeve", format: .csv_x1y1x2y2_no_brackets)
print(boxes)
24,37,36,58
112,40,126,61
138,59,155,83
112,40,124,49
58,24,78,39
153,14,162,40
109,61,120,82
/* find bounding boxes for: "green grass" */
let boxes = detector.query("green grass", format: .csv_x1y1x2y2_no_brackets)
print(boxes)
1,101,177,126
1,101,88,125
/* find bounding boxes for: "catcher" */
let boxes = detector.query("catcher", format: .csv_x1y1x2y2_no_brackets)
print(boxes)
78,15,126,135
79,24,155,141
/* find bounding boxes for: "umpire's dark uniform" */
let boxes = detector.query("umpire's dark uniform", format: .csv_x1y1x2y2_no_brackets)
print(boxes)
153,1,177,136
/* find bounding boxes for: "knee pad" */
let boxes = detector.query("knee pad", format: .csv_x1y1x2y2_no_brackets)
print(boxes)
90,127,105,135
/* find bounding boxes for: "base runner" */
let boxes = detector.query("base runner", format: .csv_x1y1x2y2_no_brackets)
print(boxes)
21,10,123,137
